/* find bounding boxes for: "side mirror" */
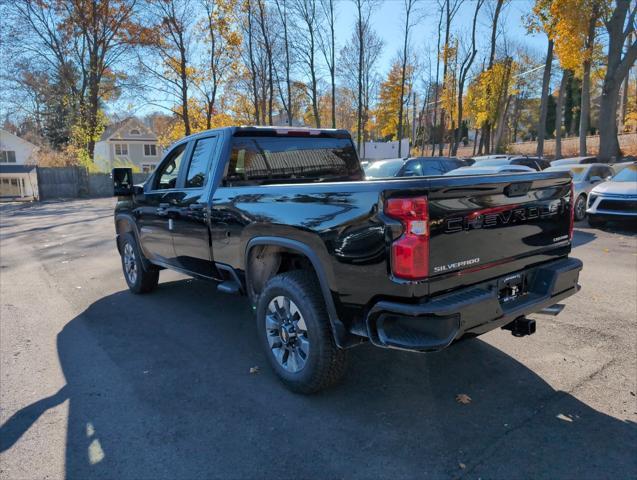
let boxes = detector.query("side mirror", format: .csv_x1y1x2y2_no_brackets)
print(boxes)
112,168,133,196
590,175,603,184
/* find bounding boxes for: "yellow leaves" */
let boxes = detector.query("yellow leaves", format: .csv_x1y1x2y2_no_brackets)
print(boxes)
374,60,414,139
465,60,517,127
545,0,610,74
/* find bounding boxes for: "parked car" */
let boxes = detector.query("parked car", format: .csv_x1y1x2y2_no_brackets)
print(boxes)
445,165,536,175
364,156,465,179
471,156,551,171
469,154,512,162
112,126,582,393
586,162,637,227
550,156,598,166
544,164,615,221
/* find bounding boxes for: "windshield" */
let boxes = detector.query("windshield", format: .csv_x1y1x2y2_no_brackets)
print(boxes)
546,166,587,181
612,164,637,182
364,159,404,178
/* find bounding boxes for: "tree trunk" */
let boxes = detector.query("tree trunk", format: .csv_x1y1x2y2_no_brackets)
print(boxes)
356,2,363,153
555,70,570,160
598,1,637,161
579,7,598,156
397,0,413,157
430,6,443,156
536,39,554,157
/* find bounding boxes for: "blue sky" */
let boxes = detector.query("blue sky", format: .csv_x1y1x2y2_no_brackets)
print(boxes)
333,0,548,76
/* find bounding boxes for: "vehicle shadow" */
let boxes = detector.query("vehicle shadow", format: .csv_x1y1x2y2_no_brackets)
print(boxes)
2,279,635,479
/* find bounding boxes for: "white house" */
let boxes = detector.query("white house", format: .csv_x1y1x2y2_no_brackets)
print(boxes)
94,118,163,173
0,129,39,199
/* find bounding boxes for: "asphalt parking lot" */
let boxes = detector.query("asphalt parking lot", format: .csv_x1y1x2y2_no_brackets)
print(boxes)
0,198,636,479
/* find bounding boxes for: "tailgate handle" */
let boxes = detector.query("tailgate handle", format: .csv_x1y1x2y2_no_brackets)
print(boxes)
505,182,531,197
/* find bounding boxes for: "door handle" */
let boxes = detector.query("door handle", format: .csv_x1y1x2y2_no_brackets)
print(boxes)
189,203,205,211
157,202,170,215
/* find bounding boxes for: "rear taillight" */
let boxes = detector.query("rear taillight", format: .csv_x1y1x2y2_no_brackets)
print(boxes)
568,182,575,240
385,196,429,280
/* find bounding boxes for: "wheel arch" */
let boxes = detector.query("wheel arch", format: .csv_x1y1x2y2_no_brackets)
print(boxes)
245,237,347,348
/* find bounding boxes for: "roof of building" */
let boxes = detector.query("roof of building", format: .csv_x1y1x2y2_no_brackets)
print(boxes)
0,129,39,150
0,164,36,174
99,117,158,142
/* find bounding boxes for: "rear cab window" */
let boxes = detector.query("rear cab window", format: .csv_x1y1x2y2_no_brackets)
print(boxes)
224,132,362,186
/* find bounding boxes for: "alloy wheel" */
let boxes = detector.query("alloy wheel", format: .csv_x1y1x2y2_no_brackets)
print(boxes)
265,296,310,373
123,242,138,284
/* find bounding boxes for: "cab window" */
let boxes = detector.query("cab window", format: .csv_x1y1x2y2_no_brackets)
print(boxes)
154,144,187,190
185,136,218,188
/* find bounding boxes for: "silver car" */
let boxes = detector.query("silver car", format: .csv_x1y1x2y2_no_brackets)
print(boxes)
586,162,637,227
544,163,615,221
445,165,536,176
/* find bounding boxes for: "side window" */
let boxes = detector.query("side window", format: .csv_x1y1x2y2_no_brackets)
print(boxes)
402,160,422,177
602,167,613,179
420,160,444,175
185,136,218,188
154,143,187,190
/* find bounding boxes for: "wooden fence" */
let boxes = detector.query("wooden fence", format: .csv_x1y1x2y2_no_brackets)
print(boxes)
431,133,637,159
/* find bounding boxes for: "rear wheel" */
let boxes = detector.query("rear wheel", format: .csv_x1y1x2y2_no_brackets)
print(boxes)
256,270,347,394
120,232,159,294
574,194,587,221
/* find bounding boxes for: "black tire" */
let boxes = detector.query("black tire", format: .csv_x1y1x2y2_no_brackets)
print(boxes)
588,215,606,228
120,232,159,294
256,270,347,394
574,194,587,221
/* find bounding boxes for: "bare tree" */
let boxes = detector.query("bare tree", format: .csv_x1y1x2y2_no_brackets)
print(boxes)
292,0,322,127
319,0,337,128
244,0,261,124
396,0,420,156
452,0,484,155
256,0,275,125
200,0,239,129
10,0,138,157
274,0,294,125
478,0,505,154
141,0,197,135
598,0,637,160
430,4,444,155
339,25,383,156
579,1,602,155
437,0,463,155
555,69,571,159
536,38,553,156
351,0,378,152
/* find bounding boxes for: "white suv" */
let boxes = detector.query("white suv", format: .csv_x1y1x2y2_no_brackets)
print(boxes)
586,163,637,228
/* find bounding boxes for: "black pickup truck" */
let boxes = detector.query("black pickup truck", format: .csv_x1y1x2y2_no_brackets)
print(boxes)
112,126,582,393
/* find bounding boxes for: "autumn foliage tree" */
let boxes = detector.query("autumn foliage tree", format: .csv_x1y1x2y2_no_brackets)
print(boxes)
374,60,414,140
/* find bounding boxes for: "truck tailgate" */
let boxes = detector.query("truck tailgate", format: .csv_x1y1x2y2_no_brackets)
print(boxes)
425,172,572,280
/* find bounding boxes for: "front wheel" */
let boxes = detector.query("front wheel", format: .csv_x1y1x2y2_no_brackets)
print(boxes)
256,270,347,394
120,232,159,294
574,194,587,221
